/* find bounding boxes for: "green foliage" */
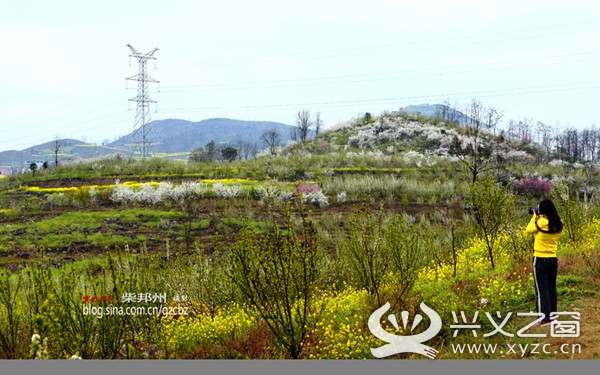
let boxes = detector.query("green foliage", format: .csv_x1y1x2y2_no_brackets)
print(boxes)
0,271,26,358
226,200,327,359
29,163,38,177
221,146,238,162
468,176,515,269
339,201,389,306
385,215,432,306
3,112,600,359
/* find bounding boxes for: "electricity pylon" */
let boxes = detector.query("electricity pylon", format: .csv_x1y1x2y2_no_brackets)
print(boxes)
126,44,159,159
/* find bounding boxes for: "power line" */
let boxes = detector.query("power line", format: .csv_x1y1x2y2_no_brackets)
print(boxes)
161,22,600,68
157,81,600,113
0,88,124,125
159,50,600,93
3,111,128,149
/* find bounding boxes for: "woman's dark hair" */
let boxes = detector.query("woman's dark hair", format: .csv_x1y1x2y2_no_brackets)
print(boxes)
538,199,563,233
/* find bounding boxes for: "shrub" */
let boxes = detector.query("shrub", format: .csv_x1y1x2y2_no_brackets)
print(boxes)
339,201,429,307
467,175,515,270
226,201,327,359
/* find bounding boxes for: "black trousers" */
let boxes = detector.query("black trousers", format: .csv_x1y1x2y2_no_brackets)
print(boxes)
532,256,558,323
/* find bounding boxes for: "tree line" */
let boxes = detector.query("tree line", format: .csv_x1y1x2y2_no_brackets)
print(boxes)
190,109,324,162
437,98,600,164
189,139,259,163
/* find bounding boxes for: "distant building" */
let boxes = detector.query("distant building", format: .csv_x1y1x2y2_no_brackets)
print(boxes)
26,160,47,170
0,166,12,176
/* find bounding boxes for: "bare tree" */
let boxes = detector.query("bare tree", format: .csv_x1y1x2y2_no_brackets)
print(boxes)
559,128,580,162
590,126,599,162
451,99,495,184
580,127,597,162
314,111,323,136
239,140,258,160
484,106,504,135
295,109,313,143
236,139,251,160
508,118,533,143
53,136,62,167
536,121,554,162
467,99,484,127
260,128,282,156
290,126,298,142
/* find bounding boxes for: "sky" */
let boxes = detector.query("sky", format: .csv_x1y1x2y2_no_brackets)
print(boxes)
1,0,600,152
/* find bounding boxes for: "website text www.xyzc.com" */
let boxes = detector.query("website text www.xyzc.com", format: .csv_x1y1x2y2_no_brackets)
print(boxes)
450,342,582,357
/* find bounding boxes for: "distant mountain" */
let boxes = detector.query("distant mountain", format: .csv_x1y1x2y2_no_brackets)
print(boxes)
108,118,294,154
0,118,295,170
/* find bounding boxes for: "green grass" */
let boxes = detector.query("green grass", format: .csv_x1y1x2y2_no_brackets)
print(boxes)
218,218,268,234
17,209,182,233
0,209,185,251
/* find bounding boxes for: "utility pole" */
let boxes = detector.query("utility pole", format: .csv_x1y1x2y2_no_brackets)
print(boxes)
126,44,159,159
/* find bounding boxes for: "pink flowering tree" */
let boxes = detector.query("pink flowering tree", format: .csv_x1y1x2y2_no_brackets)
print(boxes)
512,177,553,196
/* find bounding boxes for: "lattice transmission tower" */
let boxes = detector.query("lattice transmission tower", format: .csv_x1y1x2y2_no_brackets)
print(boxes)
126,44,159,159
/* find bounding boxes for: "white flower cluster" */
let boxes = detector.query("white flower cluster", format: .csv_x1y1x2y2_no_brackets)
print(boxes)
212,181,243,199
402,151,438,168
171,181,209,203
499,149,530,162
300,190,329,207
551,174,576,185
550,175,576,201
110,180,207,204
337,191,347,203
346,150,392,163
255,184,293,202
329,119,356,132
348,130,377,148
31,334,49,360
283,140,298,150
345,117,459,152
60,152,124,167
47,192,71,207
549,159,568,167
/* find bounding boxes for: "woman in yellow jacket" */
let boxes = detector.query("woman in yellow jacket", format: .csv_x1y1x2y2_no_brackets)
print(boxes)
525,199,563,326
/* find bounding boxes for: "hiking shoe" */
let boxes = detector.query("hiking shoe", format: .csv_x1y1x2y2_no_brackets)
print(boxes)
536,317,557,327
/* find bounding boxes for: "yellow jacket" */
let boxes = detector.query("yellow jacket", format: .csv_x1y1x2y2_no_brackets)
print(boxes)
525,215,562,258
